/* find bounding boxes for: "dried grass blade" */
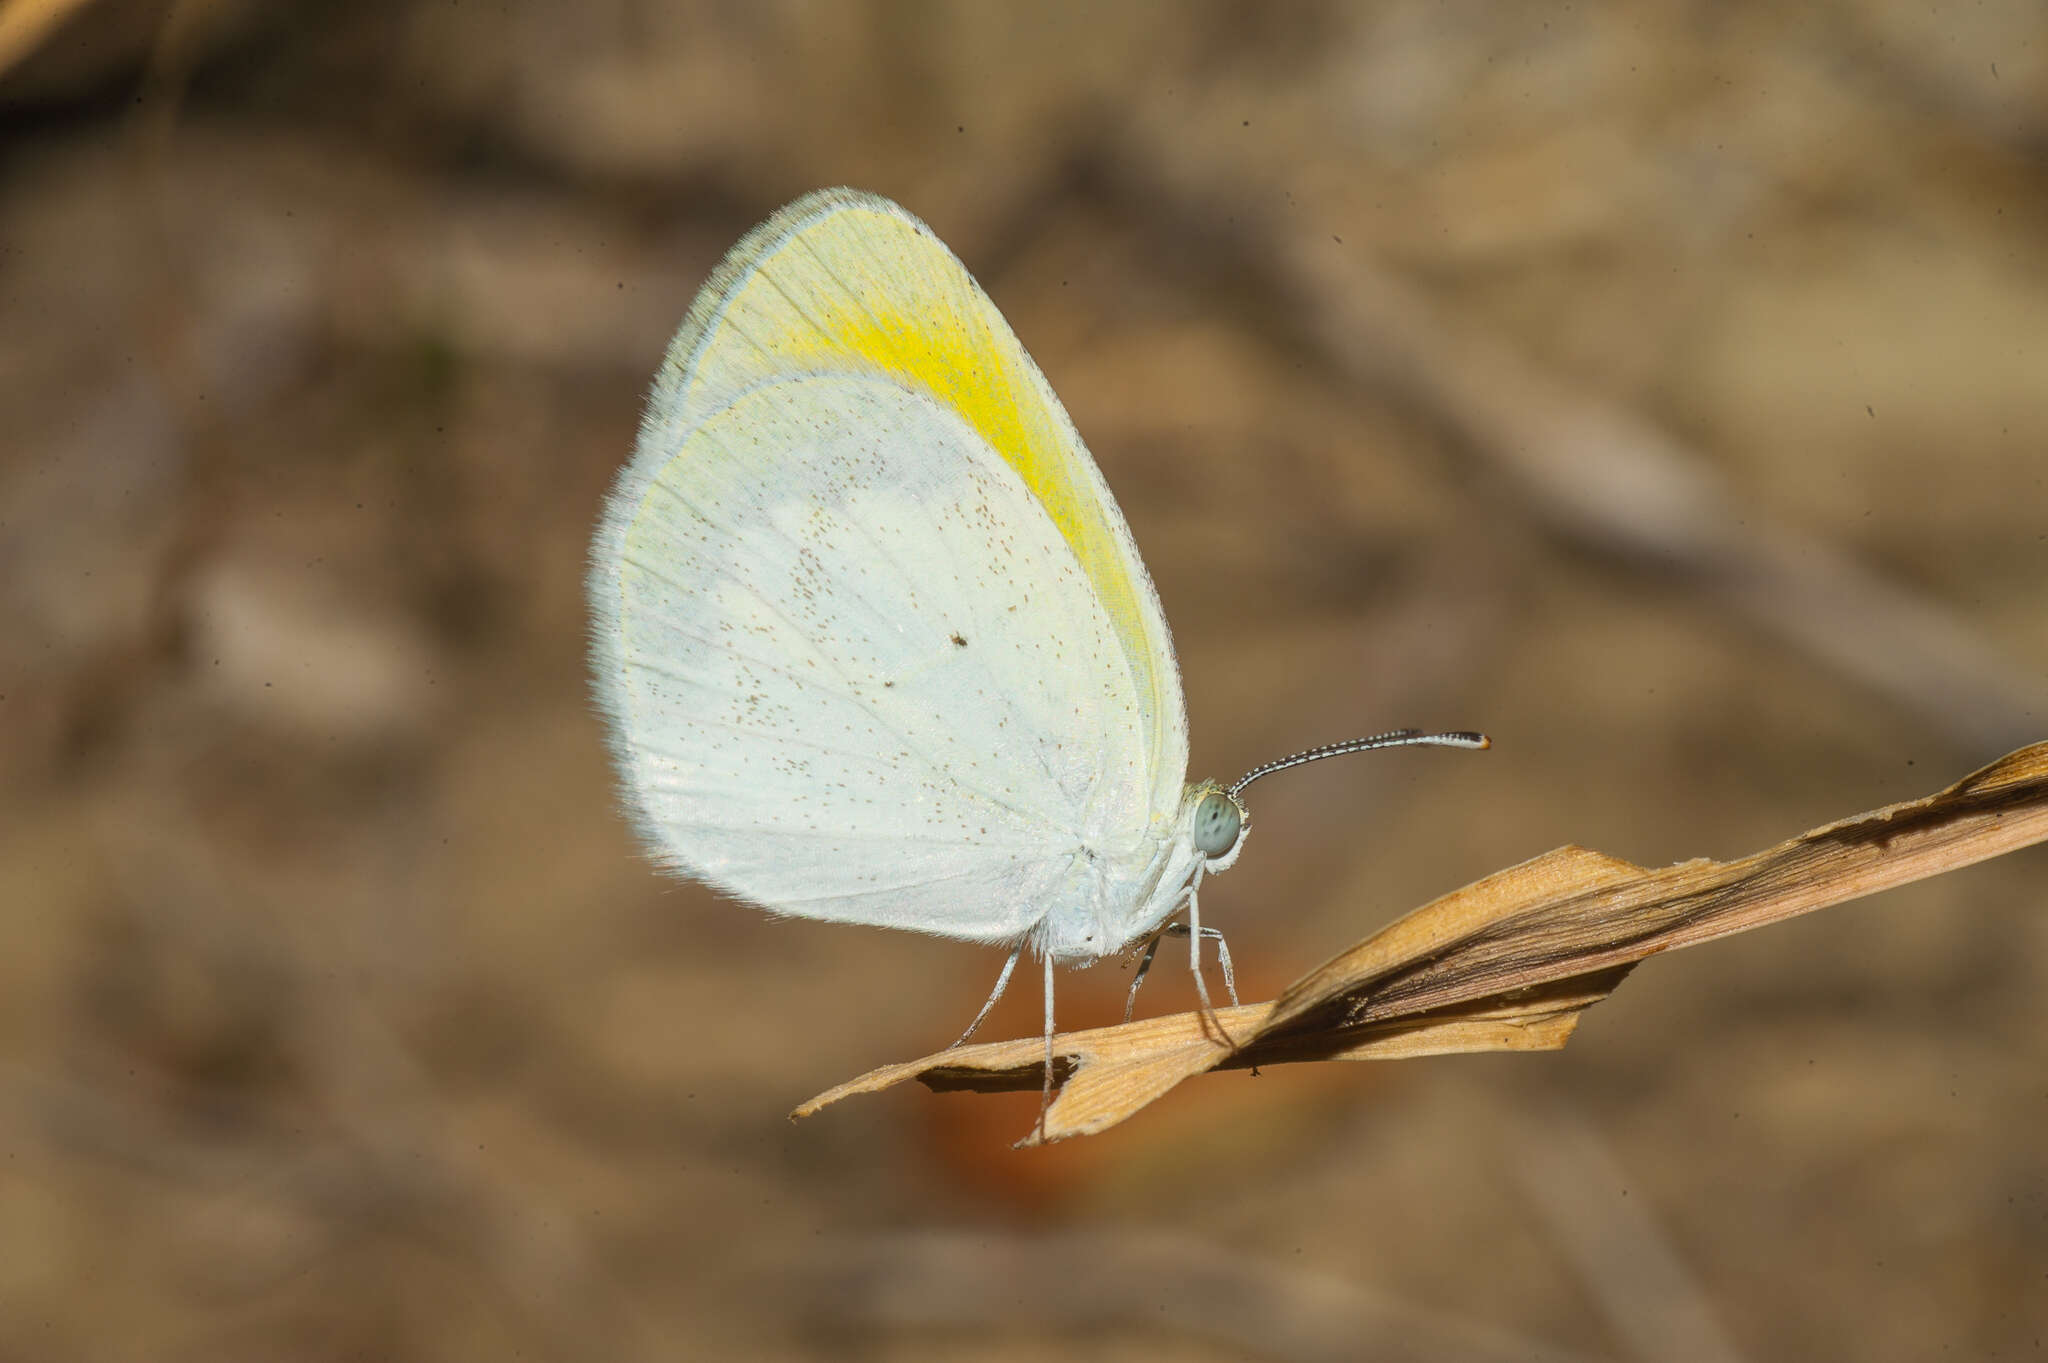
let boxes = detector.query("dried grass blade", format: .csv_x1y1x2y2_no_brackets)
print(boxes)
794,741,2048,1142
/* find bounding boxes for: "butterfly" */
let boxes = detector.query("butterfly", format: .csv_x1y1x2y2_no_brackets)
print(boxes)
588,189,1485,1128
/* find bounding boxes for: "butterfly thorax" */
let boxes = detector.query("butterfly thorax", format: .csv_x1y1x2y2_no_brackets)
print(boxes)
1035,780,1249,964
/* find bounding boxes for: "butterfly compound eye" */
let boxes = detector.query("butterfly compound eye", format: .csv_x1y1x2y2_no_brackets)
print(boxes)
1193,791,1243,859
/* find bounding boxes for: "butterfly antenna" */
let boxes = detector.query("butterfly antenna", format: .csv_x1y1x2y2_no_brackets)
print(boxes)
1228,728,1490,799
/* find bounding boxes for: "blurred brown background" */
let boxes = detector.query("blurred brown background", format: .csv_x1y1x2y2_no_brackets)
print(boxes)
3,2,2046,1359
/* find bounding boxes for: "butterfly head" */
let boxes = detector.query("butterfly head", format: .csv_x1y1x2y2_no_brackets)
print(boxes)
1185,780,1249,872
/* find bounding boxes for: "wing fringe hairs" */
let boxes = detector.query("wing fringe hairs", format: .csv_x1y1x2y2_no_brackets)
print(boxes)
796,739,2048,1145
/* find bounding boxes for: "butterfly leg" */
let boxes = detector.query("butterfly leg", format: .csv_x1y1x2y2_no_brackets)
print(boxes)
1037,951,1056,1144
1127,922,1238,1020
1184,878,1237,1048
1199,926,1240,1007
950,944,1021,1048
1123,933,1163,1022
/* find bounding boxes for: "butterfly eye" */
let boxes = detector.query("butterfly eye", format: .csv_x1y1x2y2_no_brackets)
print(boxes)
1193,791,1243,859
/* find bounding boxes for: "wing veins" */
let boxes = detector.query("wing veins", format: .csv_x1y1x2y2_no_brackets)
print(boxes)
671,422,1077,818
630,707,1048,829
621,535,1061,830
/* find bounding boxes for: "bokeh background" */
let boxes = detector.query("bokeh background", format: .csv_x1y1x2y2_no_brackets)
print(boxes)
4,2,2046,1359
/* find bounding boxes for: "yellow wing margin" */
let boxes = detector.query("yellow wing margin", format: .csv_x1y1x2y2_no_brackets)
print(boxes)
627,188,1188,811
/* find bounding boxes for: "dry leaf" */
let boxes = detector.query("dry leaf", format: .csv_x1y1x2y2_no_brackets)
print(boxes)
795,740,2048,1144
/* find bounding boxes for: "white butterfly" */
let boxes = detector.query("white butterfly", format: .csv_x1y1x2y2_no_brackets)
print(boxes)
588,189,1484,1118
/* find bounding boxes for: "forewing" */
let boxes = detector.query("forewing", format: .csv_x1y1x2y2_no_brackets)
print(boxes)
619,189,1187,821
596,372,1142,943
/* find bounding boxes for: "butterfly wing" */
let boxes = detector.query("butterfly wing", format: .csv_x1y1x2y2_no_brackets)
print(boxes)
590,190,1189,946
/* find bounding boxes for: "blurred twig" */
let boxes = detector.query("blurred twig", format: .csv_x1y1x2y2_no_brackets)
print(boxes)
1078,132,2047,758
1510,1101,1748,1363
48,0,240,767
0,0,96,79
